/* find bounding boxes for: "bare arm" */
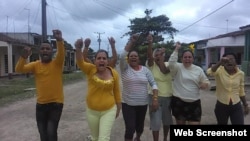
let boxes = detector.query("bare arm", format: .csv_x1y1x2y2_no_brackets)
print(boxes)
211,61,222,72
120,34,139,72
157,48,170,74
75,38,84,61
147,34,154,67
211,57,229,72
125,34,139,52
52,29,65,66
168,41,181,75
82,38,92,63
108,37,117,68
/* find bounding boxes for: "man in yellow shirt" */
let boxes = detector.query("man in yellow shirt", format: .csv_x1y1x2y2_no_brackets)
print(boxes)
207,53,249,124
15,29,65,141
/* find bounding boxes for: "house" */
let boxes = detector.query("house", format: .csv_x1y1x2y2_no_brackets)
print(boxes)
192,24,250,76
0,32,76,79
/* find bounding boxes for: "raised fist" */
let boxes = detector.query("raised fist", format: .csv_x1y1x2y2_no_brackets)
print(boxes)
84,38,91,48
52,29,63,41
75,38,84,49
21,46,32,59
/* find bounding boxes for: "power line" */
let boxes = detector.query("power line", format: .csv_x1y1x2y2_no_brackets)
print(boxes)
50,0,59,28
179,0,234,32
93,0,129,18
24,8,30,42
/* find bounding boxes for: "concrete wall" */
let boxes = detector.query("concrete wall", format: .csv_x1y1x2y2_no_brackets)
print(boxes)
206,35,245,48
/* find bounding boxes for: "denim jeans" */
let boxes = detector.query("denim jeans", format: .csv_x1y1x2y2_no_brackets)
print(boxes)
36,102,63,141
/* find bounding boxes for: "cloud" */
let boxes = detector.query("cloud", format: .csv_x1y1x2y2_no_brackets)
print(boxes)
1,0,250,53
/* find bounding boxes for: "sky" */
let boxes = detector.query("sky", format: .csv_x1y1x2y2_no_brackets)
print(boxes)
0,0,250,54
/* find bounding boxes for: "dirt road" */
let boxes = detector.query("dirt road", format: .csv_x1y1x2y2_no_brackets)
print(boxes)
0,80,249,141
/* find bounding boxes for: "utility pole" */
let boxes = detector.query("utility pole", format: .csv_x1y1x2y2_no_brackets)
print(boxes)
144,9,152,44
95,32,105,50
42,0,47,42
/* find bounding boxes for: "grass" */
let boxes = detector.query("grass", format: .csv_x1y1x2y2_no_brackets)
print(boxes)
0,71,85,106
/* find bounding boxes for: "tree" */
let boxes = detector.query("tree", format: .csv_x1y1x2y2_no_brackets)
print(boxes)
122,9,178,65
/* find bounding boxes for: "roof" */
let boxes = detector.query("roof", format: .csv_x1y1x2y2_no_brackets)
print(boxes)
191,25,247,44
0,33,33,46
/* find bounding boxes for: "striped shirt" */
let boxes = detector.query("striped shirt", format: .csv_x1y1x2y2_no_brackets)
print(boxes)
120,50,158,106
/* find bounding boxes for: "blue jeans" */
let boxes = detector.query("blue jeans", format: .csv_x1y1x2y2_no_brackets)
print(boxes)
36,102,63,141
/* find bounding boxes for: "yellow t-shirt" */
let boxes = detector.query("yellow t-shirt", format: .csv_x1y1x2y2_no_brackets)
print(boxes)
15,41,65,104
76,60,121,111
146,61,173,97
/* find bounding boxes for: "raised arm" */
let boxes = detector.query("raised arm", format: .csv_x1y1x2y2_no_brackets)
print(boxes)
125,34,139,52
146,34,154,67
168,41,181,74
157,48,170,74
52,29,65,66
211,57,229,72
75,38,84,61
15,46,34,73
75,38,95,74
108,37,117,68
120,34,139,72
82,38,92,63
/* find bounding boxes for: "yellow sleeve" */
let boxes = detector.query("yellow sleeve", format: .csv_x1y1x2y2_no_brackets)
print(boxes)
207,66,221,76
54,41,65,67
76,59,95,75
15,57,35,73
239,72,245,96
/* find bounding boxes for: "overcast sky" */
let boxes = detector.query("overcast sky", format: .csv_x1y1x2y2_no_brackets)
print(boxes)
1,0,250,54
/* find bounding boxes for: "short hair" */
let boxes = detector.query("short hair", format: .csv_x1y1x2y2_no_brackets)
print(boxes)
40,41,52,49
222,52,237,59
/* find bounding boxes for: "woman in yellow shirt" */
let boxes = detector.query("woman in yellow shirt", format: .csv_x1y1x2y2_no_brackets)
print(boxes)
207,53,249,124
75,38,121,141
82,37,118,68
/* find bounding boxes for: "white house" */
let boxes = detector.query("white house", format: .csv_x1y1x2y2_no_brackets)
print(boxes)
0,32,76,79
192,24,250,76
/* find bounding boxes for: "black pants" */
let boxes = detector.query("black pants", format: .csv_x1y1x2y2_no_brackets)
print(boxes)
214,100,244,125
122,103,148,140
36,102,63,141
